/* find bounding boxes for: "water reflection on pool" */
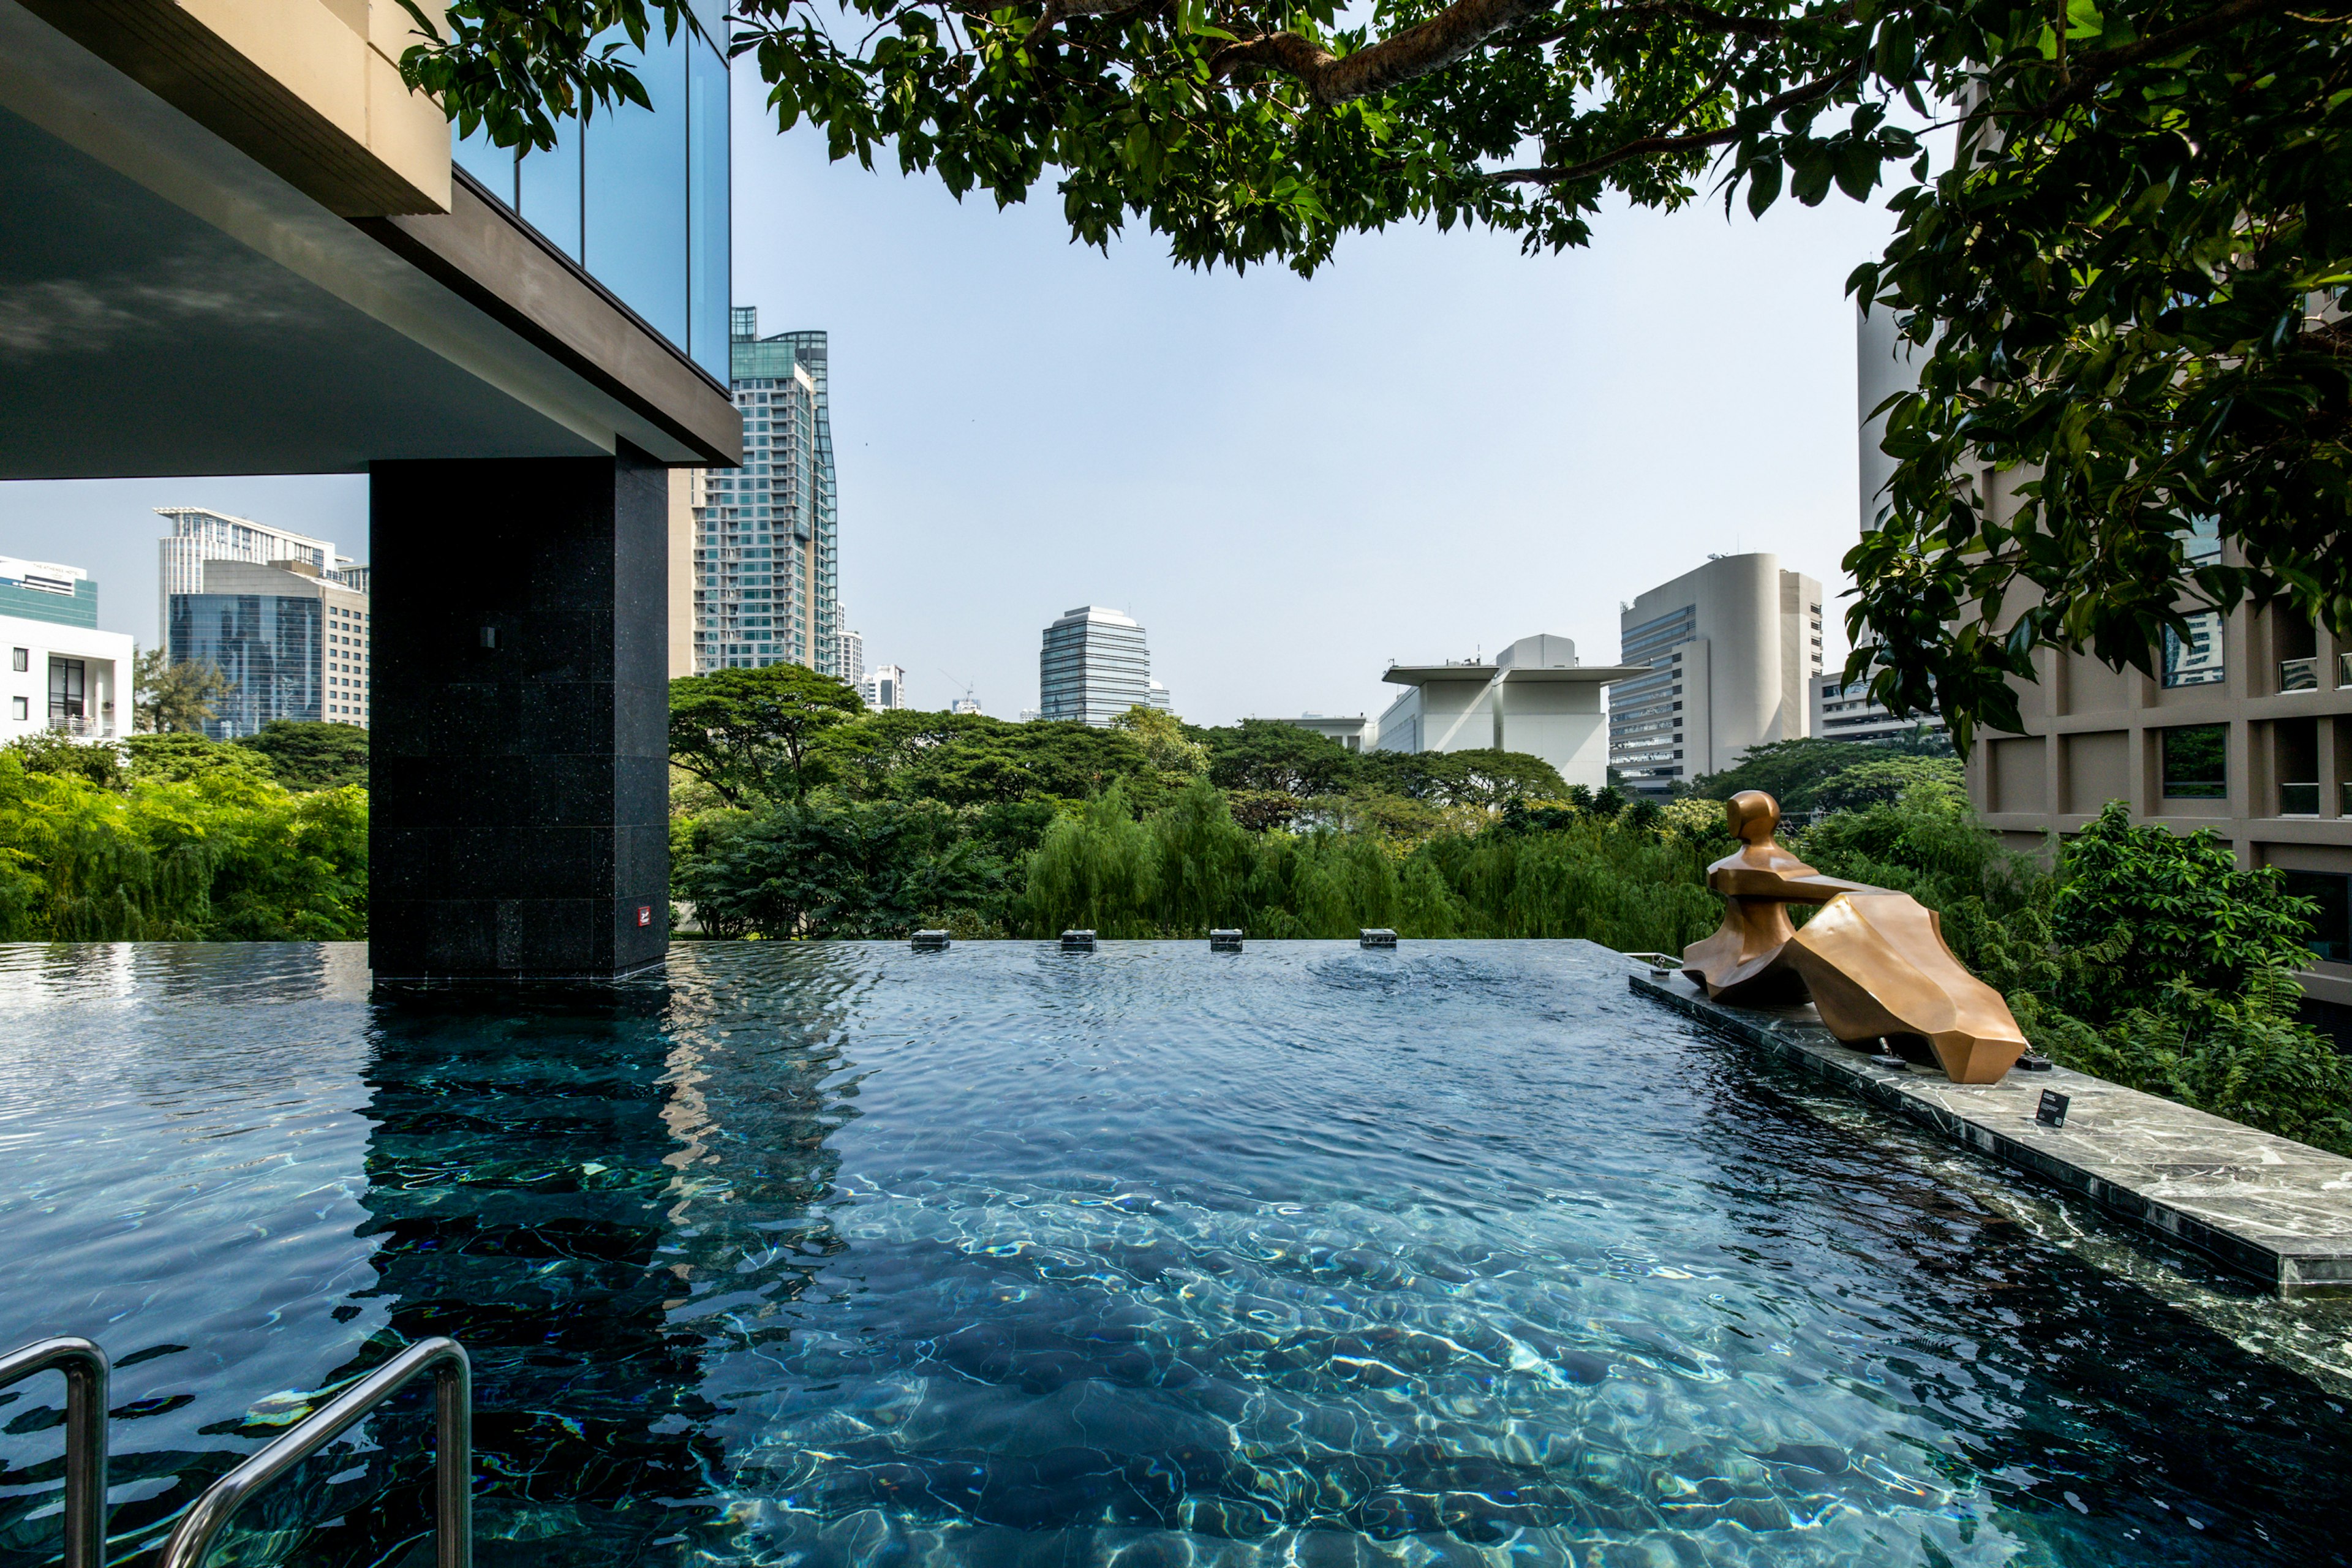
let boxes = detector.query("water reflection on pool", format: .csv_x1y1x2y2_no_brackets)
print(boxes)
1,940,2348,1568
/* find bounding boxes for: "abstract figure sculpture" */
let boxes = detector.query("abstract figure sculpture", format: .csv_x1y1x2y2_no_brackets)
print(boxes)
1683,791,2029,1084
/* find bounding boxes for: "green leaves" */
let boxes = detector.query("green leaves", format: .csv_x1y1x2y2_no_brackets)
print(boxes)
412,1,2349,741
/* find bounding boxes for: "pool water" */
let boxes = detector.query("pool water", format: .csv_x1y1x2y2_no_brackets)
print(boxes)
2,941,2350,1568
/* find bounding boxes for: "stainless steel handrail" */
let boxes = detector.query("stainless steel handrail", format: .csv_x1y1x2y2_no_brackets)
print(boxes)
157,1338,471,1568
0,1336,109,1568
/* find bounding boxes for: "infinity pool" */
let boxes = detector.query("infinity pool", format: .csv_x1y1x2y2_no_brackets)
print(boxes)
2,941,2349,1568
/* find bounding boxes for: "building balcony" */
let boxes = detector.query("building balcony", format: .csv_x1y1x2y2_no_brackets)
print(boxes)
45,715,111,739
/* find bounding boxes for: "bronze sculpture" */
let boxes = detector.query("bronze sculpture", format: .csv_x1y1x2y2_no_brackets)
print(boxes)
1681,791,2029,1084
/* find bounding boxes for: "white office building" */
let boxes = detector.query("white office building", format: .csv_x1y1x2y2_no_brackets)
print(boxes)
1375,633,1641,791
861,663,906,711
1038,606,1154,725
1809,671,1950,746
156,507,348,641
1,557,134,745
1275,714,1378,753
1609,554,1825,796
834,626,865,687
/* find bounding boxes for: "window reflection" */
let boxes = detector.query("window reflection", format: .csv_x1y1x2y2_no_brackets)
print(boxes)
517,115,583,260
584,24,689,347
448,20,725,373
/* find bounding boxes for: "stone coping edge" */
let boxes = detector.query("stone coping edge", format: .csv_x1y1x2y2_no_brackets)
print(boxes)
1630,970,2352,1297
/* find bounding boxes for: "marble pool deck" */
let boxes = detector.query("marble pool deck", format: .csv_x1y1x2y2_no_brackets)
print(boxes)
1629,967,2352,1297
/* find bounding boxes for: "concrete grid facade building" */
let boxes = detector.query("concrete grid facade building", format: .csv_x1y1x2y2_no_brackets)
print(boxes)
691,309,840,674
1,557,134,745
1609,554,1825,796
1856,310,2352,1025
1039,606,1153,725
170,560,371,736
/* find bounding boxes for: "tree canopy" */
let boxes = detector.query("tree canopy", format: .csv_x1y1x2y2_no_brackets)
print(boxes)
233,720,371,791
405,0,2347,747
669,663,865,804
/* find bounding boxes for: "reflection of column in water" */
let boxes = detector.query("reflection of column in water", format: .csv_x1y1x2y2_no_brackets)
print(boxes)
291,963,864,1568
312,984,720,1566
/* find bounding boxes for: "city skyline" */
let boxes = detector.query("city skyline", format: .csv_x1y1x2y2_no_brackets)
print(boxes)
0,70,1888,725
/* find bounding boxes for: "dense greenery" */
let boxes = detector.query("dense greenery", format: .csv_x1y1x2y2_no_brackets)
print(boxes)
402,1,2349,744
233,721,372,791
1692,736,1961,815
132,647,229,734
0,731,369,941
1794,789,2352,1155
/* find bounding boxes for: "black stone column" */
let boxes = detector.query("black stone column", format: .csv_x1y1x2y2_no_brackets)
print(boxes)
369,445,669,979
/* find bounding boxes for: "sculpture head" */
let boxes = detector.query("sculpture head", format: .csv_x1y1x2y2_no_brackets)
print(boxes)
1725,790,1781,845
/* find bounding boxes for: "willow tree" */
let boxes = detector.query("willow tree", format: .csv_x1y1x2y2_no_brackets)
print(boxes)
404,0,2348,745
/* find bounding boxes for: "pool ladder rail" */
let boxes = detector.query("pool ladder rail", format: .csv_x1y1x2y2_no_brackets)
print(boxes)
0,1335,473,1568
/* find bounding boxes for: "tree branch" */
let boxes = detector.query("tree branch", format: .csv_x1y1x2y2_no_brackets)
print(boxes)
1023,0,1164,48
1208,0,1560,106
2041,0,2305,108
1486,66,1850,184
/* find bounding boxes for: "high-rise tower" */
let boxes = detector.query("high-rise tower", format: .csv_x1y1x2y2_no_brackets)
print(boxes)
1038,606,1153,725
691,310,841,674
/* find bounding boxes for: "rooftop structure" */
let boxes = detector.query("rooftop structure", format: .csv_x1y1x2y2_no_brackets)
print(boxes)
1376,634,1644,790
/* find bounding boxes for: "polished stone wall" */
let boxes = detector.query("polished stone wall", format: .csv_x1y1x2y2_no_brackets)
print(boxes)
369,446,669,978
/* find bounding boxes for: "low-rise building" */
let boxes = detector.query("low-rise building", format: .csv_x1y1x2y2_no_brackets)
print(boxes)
1,556,134,745
1273,714,1378,753
1810,671,1950,747
1376,633,1641,791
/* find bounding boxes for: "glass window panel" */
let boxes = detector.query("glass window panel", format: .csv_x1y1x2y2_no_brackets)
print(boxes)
2160,724,2228,799
452,120,516,206
2162,610,2226,687
688,33,731,381
516,114,584,260
582,25,689,350
2280,871,2351,962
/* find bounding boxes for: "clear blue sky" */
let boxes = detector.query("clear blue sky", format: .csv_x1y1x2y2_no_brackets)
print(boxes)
0,74,1900,725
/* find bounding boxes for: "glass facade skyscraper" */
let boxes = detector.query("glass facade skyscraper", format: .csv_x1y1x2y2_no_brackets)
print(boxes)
168,562,371,736
692,309,842,674
1039,606,1154,725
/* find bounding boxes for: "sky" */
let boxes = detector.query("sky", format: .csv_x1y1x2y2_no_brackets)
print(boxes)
0,72,1902,726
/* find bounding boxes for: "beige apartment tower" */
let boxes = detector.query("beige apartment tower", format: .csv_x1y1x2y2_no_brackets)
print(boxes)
1610,554,1825,795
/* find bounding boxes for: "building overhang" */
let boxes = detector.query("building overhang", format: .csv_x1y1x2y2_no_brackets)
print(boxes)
0,0,741,478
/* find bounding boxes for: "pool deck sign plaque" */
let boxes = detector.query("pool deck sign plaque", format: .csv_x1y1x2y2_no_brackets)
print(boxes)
2037,1090,2070,1128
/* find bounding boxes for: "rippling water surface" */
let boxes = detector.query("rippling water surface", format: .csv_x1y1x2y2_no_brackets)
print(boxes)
2,940,2349,1568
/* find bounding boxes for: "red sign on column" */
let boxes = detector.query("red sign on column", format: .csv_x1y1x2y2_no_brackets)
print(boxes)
637,905,654,927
